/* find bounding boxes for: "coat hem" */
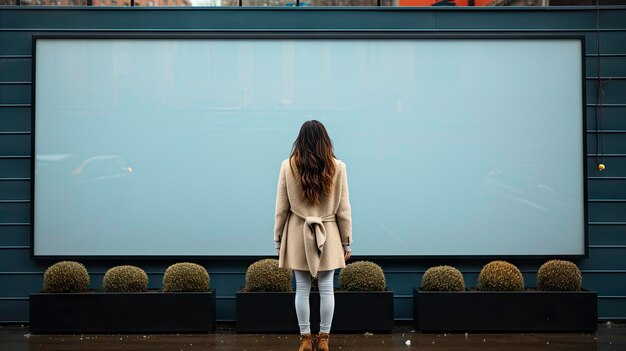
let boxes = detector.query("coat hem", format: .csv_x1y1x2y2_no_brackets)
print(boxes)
279,262,346,272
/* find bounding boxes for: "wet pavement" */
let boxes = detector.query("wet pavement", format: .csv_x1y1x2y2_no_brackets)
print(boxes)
1,321,624,351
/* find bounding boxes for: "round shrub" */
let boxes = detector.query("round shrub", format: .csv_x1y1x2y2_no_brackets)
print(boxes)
103,265,148,292
477,260,524,291
537,260,582,291
339,261,386,291
43,261,90,293
244,258,293,292
163,262,210,292
421,265,465,291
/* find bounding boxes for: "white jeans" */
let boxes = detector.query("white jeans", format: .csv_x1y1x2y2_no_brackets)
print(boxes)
294,269,335,334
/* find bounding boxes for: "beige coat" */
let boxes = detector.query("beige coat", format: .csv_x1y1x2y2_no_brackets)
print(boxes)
274,157,352,277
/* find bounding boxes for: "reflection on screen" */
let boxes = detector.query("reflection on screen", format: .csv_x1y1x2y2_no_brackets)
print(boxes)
34,38,585,256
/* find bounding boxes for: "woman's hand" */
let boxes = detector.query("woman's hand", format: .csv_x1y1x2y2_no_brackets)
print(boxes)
344,250,351,261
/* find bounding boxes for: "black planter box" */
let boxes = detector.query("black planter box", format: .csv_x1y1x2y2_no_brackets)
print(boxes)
236,290,394,333
29,289,216,334
413,287,597,332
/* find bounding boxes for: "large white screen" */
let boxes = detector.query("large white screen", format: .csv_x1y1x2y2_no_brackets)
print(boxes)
34,36,585,257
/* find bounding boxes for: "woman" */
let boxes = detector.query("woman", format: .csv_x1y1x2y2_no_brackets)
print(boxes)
274,120,352,351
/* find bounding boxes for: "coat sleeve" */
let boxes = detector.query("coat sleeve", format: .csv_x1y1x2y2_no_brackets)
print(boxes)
337,161,352,251
274,161,290,249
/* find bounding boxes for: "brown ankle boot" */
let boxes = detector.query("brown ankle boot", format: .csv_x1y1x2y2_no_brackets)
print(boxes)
315,332,330,351
298,333,314,351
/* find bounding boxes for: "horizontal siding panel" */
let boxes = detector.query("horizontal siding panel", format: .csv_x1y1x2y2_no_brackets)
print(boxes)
587,156,626,177
387,272,420,295
0,57,30,82
586,106,626,131
0,202,29,223
584,273,626,296
0,225,30,246
598,298,626,319
599,9,626,29
0,10,437,31
588,202,626,222
0,84,30,105
0,107,30,132
0,252,33,273
579,247,626,270
0,274,41,297
216,297,236,321
0,159,30,178
583,31,626,55
0,10,144,29
588,224,626,246
587,133,626,154
588,178,626,198
0,179,29,200
436,9,626,31
215,271,247,294
0,31,33,56
586,56,626,77
0,134,30,156
0,29,625,56
437,11,596,30
394,296,412,320
0,299,28,323
0,8,625,31
586,78,626,105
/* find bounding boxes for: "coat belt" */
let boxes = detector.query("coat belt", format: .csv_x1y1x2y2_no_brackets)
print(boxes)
289,208,336,278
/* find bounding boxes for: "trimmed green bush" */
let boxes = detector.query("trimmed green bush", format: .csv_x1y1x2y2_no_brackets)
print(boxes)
421,265,465,291
163,262,210,292
244,258,293,292
537,260,582,291
477,260,524,291
103,265,148,292
43,261,90,293
338,261,386,291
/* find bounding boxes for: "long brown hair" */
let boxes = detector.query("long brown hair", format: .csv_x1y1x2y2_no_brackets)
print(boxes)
289,120,336,206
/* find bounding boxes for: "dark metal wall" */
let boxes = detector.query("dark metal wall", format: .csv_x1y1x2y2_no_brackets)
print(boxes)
1,6,625,322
